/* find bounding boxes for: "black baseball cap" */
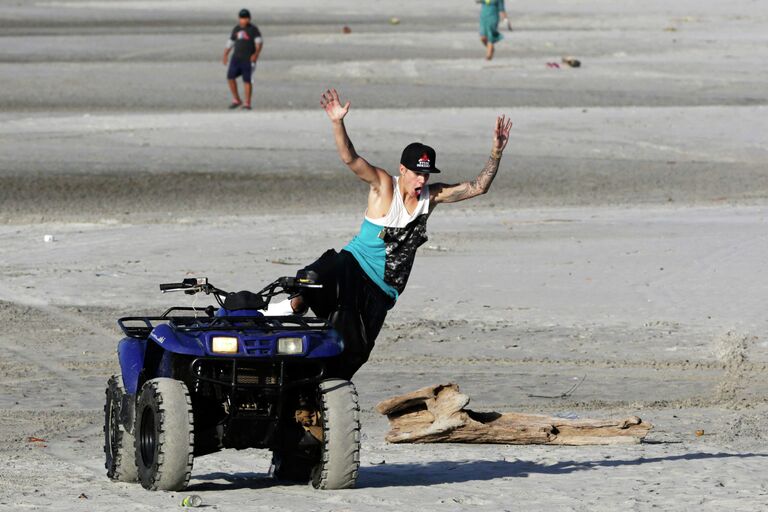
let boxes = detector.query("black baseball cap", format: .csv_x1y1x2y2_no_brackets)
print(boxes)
238,8,251,18
400,142,441,174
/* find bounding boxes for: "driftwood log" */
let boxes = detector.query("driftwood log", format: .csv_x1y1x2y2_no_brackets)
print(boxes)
376,383,652,446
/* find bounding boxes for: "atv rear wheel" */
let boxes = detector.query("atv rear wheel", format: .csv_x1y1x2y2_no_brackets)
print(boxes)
310,379,361,489
104,375,138,482
135,378,194,491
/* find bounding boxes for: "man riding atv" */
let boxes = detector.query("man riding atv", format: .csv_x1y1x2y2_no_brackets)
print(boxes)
103,89,512,492
280,89,513,379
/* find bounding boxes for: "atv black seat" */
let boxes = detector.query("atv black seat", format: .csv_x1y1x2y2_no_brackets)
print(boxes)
223,290,267,311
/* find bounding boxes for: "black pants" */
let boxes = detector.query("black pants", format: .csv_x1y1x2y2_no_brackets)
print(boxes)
299,249,394,379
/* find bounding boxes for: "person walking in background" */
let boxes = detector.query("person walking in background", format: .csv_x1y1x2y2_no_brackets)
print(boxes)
222,9,263,110
498,0,513,31
477,0,503,60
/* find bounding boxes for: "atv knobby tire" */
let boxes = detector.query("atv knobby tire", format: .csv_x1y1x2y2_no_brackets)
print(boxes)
135,378,194,491
311,379,361,490
104,375,138,482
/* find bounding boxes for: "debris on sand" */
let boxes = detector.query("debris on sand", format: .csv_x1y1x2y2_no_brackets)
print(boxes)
562,56,581,68
342,25,352,34
181,495,203,507
266,257,301,265
377,383,653,445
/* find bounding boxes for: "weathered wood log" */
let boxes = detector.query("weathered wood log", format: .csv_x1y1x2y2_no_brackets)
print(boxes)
376,383,652,445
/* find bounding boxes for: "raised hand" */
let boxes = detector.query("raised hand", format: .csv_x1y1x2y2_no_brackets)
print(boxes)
492,115,513,156
320,88,350,122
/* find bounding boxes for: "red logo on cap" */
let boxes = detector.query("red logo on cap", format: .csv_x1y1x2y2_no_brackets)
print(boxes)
417,153,430,168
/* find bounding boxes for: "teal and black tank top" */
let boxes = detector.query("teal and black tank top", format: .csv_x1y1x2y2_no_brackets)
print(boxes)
344,176,431,301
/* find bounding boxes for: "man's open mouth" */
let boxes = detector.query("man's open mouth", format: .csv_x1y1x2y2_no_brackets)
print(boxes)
415,187,422,196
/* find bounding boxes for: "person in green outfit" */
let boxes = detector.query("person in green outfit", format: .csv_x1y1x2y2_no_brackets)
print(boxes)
477,0,504,60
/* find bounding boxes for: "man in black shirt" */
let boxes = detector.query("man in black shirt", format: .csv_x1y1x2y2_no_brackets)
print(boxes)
222,9,263,110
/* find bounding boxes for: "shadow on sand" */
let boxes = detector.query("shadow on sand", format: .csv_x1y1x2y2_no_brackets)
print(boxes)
360,452,768,488
187,471,275,492
187,452,768,491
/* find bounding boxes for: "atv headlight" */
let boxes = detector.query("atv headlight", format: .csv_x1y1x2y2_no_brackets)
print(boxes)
278,337,304,355
211,336,239,354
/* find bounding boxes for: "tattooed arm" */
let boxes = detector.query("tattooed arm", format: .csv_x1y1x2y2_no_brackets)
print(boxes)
430,155,501,204
430,115,513,205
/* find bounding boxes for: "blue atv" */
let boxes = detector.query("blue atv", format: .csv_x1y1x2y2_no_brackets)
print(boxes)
104,275,361,491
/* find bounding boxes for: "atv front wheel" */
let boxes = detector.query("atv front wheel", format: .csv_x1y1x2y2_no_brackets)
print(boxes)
135,378,194,491
311,379,361,489
104,375,138,482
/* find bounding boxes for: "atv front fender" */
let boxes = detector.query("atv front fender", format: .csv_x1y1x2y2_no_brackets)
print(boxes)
117,337,146,394
148,323,206,356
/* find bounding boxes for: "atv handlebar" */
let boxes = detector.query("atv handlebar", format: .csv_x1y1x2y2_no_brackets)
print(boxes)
159,282,191,292
159,277,211,294
159,271,322,309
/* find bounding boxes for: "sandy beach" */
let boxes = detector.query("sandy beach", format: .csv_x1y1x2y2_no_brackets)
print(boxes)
1,1,767,510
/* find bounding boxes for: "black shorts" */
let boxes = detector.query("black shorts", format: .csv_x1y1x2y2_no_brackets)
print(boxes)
299,249,395,379
227,59,255,82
